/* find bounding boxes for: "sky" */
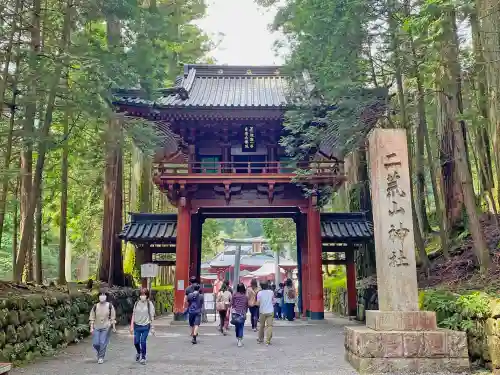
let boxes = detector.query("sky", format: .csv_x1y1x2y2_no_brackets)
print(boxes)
195,0,285,65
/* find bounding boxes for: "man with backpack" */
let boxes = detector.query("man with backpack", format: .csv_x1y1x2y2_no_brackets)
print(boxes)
89,290,117,364
283,278,296,321
187,284,204,344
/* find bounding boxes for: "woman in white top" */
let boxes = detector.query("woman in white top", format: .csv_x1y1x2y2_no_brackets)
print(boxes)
216,283,232,335
130,288,155,364
283,278,297,321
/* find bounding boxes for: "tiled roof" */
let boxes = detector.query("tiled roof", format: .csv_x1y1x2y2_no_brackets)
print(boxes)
114,65,293,109
118,212,373,245
320,212,373,243
119,213,177,243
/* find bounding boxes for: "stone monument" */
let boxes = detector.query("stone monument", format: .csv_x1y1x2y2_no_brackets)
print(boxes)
345,129,470,373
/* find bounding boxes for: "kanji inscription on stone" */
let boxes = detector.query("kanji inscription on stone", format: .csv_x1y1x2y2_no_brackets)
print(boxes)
388,222,410,267
368,128,419,311
386,171,406,198
388,201,405,216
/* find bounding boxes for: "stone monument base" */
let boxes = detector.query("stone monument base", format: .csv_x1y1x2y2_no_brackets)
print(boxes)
345,311,470,374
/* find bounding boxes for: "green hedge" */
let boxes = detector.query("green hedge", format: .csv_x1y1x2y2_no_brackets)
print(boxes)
323,276,347,315
420,289,500,370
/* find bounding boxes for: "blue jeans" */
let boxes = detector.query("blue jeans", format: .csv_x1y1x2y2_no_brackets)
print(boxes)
274,303,282,319
249,306,259,329
134,324,150,359
92,328,110,359
285,303,295,321
235,320,244,339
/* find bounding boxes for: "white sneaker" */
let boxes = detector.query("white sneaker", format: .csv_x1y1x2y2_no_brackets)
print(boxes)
97,358,104,364
237,339,243,347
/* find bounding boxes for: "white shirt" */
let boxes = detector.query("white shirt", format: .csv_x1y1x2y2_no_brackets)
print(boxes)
257,289,274,314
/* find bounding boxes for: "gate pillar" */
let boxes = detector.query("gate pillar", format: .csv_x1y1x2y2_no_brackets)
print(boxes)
189,214,201,280
345,250,357,317
173,198,191,320
299,214,310,318
307,198,324,320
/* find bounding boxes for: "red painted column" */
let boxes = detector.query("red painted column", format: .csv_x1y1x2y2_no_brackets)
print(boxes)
346,250,357,317
307,198,324,320
300,215,309,319
189,214,199,280
173,199,191,320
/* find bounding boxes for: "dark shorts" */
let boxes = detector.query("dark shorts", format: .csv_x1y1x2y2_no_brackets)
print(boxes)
188,313,201,327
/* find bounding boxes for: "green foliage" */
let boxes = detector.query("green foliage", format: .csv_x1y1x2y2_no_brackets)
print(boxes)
262,218,296,253
0,0,213,281
420,289,492,332
201,219,223,261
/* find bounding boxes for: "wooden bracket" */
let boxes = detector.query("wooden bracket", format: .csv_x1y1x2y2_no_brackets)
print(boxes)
268,182,275,204
224,182,231,205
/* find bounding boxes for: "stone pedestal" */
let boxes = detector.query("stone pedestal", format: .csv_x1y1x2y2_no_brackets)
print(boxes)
345,129,470,373
345,311,469,373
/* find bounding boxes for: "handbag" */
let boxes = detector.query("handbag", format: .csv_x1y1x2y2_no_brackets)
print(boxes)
216,301,226,311
230,312,245,326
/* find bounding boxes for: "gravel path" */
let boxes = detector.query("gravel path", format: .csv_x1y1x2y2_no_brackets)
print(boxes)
11,317,358,375
9,316,474,375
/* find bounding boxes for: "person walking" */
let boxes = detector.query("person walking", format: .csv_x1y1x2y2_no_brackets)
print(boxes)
130,288,155,364
283,278,297,321
89,290,117,364
216,283,232,335
274,283,284,319
231,283,248,347
246,278,260,332
187,284,204,344
222,280,233,330
256,281,274,346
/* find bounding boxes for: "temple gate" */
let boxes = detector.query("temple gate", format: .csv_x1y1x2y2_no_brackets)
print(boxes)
114,64,373,321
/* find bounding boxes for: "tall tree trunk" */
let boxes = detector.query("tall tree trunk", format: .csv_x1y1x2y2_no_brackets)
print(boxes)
405,0,450,258
415,114,432,234
140,153,152,212
435,8,465,236
12,172,19,280
15,0,40,282
477,0,500,202
470,10,497,217
59,110,69,285
0,0,23,248
98,15,125,286
0,0,22,115
389,3,430,271
167,1,180,82
0,92,18,249
15,0,73,281
34,185,42,283
437,6,490,271
99,117,124,285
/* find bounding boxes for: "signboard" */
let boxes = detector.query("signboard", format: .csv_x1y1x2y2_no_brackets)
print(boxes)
177,279,185,291
242,125,256,152
140,263,159,278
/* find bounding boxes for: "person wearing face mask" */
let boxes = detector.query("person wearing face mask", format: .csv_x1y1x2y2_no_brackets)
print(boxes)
130,288,155,364
89,290,117,364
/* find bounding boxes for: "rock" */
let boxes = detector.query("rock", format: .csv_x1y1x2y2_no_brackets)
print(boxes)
6,325,17,344
7,310,19,326
0,331,5,349
491,299,500,318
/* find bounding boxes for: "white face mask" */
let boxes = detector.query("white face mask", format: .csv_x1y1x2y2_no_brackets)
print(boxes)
140,295,147,301
99,295,106,303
